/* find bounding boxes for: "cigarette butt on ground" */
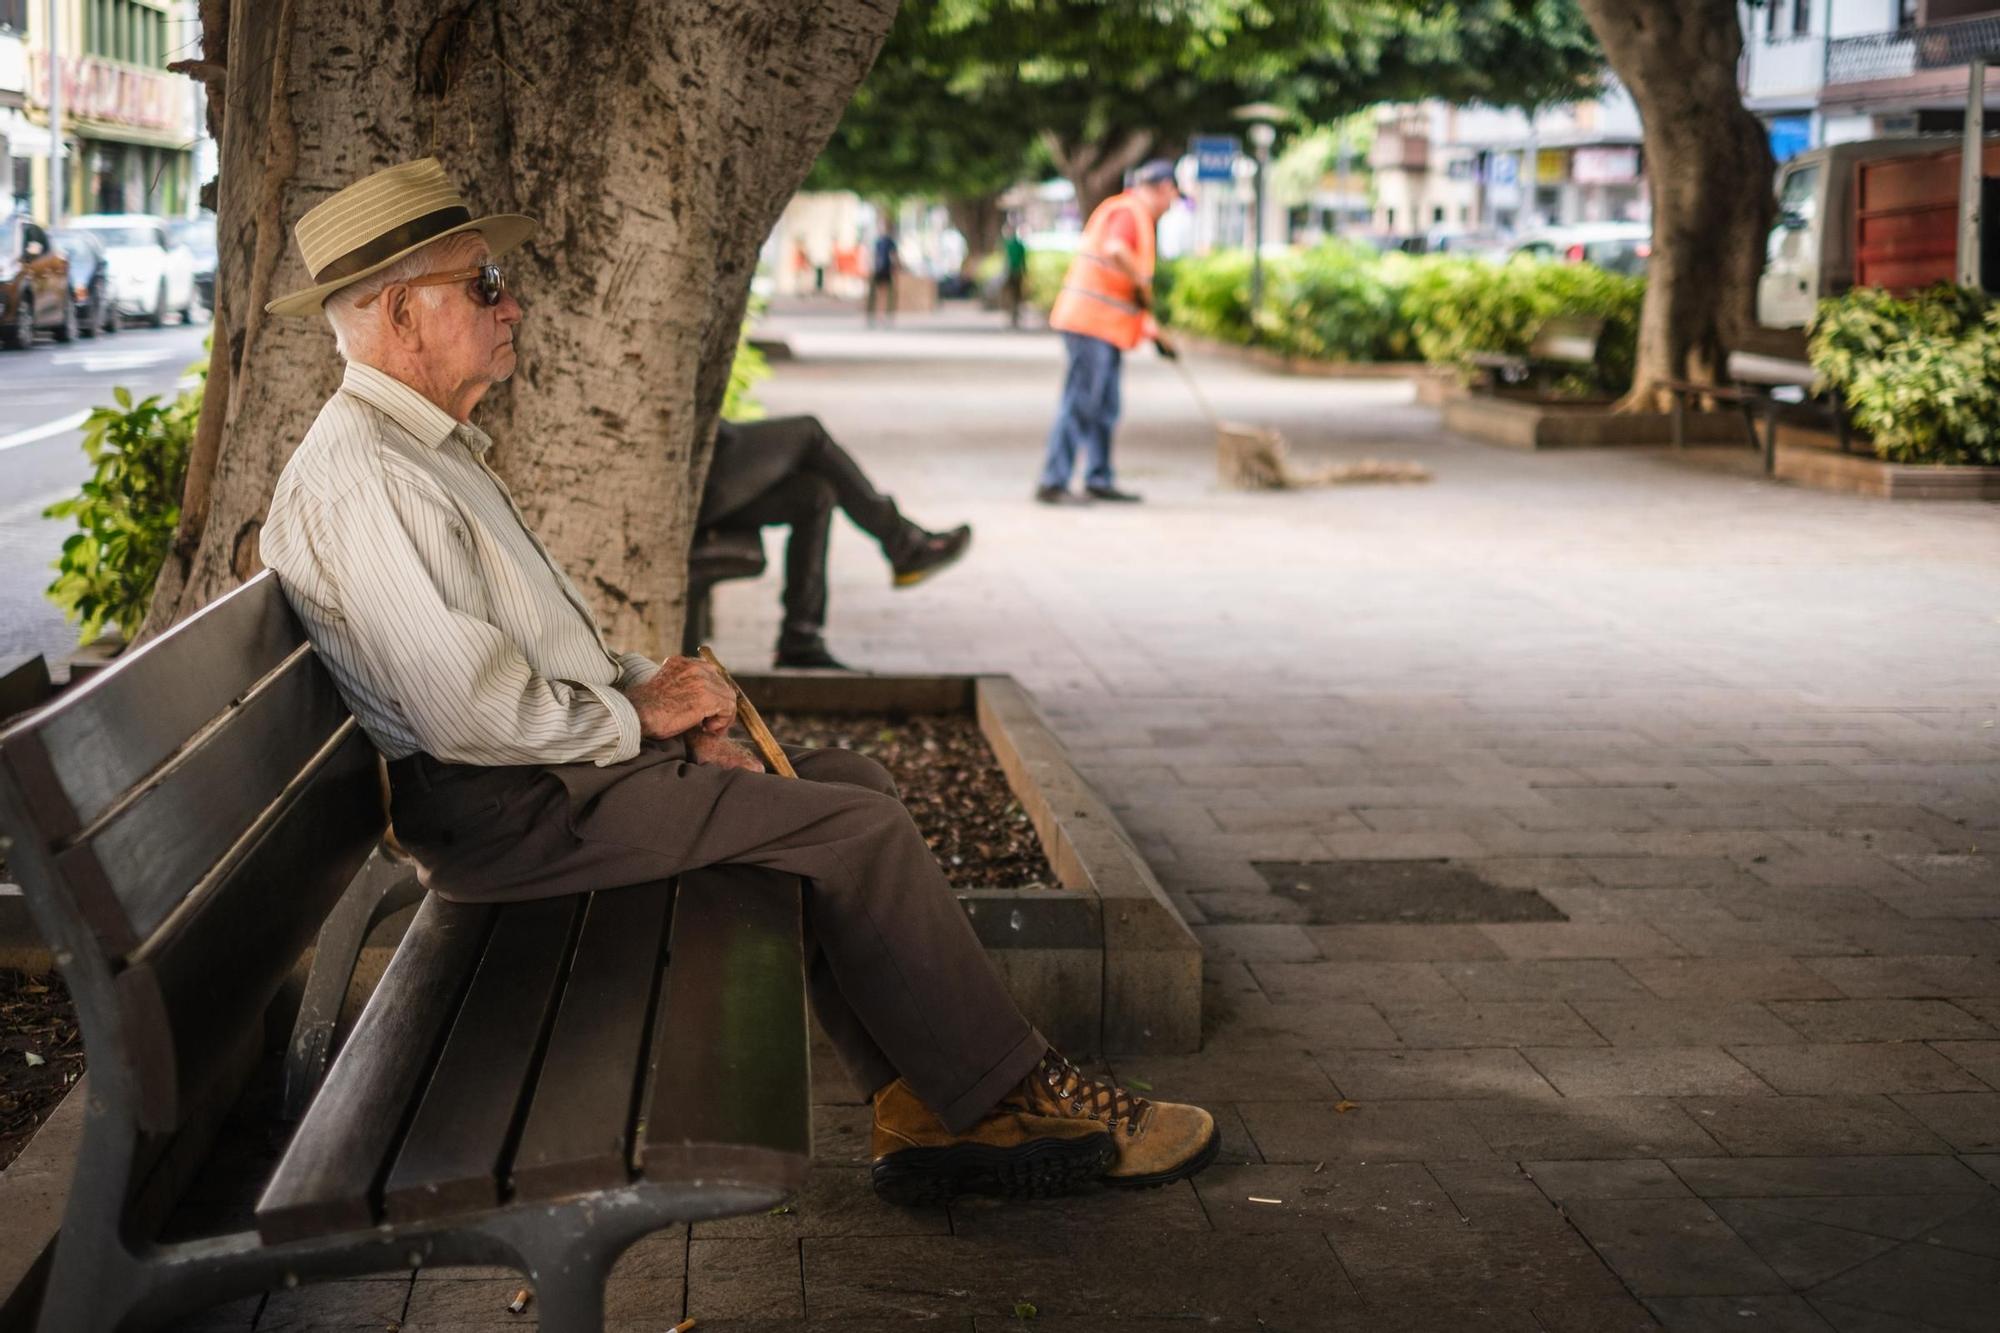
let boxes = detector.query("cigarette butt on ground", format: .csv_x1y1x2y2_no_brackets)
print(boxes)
506,1288,530,1314
672,1320,698,1332
1247,1196,1283,1205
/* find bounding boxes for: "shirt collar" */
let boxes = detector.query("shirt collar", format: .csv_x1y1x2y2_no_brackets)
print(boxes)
339,361,490,455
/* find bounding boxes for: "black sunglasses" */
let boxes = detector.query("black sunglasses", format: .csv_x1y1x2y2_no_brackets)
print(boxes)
357,262,507,308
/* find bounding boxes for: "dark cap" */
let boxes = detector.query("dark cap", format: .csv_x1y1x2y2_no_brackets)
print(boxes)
1132,159,1183,195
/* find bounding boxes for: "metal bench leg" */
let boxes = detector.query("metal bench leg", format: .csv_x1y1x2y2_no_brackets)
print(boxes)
1670,392,1686,450
1762,401,1779,476
283,846,424,1119
1738,400,1760,452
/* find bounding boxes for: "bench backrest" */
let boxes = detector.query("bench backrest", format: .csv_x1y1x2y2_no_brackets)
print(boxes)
1529,315,1605,365
1726,351,1816,389
0,573,382,1133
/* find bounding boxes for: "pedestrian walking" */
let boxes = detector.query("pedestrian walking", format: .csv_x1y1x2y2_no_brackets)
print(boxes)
1002,223,1028,330
1035,159,1182,506
866,226,899,326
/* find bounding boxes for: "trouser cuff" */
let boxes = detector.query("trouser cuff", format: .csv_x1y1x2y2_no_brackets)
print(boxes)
932,1026,1049,1135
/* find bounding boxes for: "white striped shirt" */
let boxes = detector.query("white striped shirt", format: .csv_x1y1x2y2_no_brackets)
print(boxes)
262,361,656,767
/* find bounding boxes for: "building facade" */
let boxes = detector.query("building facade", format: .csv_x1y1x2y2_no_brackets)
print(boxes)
1741,0,2000,157
10,0,199,224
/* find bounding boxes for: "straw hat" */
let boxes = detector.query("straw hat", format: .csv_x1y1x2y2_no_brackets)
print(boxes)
265,157,536,316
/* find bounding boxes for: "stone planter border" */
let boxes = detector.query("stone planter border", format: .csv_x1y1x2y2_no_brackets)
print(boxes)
1443,395,1754,451
739,671,1201,1056
1176,332,1448,383
1772,427,2000,501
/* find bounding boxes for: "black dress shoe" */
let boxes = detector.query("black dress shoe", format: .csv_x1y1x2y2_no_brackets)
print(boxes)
1085,485,1143,503
1035,485,1091,506
892,524,972,588
774,642,853,671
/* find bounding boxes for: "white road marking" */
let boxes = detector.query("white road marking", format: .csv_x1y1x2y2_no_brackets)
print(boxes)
0,410,91,453
48,347,181,372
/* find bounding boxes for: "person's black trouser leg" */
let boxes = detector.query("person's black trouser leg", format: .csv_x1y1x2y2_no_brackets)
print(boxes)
729,415,923,561
724,471,837,652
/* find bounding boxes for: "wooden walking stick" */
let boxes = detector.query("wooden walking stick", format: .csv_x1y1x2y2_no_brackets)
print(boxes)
697,645,797,778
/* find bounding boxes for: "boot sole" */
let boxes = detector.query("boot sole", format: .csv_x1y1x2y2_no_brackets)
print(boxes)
871,1134,1116,1206
1104,1124,1223,1190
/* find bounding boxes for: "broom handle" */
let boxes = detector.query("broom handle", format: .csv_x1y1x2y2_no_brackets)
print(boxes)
1168,351,1226,430
697,645,798,778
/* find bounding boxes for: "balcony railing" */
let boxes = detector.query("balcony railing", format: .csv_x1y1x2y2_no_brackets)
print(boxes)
1825,12,2000,85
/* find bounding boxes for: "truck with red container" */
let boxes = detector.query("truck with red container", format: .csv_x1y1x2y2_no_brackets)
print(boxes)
1758,134,1999,329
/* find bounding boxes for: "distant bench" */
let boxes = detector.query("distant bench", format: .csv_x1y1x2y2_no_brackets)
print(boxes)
1467,315,1606,394
1659,352,1853,475
0,572,810,1332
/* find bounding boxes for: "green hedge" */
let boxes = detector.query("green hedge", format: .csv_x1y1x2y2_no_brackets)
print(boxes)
1159,244,1644,395
1809,283,2000,466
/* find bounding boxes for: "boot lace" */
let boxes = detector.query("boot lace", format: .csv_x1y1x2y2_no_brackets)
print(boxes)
1040,1050,1150,1137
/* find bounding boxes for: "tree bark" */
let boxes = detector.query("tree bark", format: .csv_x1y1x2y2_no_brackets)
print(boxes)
1574,0,1774,406
1045,129,1154,218
945,193,1004,275
144,0,895,656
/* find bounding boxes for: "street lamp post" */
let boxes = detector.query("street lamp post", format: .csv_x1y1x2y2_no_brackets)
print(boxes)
1247,120,1275,317
1232,102,1285,338
45,0,62,226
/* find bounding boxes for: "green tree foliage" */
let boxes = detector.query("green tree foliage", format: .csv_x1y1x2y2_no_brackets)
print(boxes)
44,364,206,644
812,1,1602,211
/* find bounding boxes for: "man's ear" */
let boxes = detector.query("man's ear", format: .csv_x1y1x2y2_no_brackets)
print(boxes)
383,285,422,349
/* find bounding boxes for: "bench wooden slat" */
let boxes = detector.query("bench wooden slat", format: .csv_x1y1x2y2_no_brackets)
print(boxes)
640,867,810,1203
257,893,494,1244
511,882,673,1201
59,650,350,949
380,896,581,1223
114,724,383,1132
0,575,301,845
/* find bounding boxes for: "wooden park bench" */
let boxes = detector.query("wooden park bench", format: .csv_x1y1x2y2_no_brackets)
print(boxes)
1659,351,1854,475
0,571,811,1332
681,527,768,657
1466,315,1606,393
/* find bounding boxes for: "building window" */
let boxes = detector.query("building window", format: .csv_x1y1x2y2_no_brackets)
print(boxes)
1896,0,1919,31
1791,0,1811,36
0,0,25,36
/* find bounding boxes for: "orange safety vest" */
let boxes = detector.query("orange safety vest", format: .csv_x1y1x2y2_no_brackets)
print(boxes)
1049,192,1158,351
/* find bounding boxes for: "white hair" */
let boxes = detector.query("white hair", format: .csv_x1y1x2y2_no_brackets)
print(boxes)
322,235,463,359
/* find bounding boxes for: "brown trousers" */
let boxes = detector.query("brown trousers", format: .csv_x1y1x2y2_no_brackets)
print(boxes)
386,740,1045,1133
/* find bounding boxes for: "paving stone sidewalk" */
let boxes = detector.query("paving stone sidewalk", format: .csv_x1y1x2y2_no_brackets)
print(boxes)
179,307,2000,1331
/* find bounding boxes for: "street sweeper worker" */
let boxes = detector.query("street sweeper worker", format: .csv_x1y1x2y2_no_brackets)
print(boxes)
1035,158,1182,506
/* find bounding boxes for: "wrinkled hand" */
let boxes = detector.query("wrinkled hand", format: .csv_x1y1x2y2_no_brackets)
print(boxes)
687,729,765,773
623,656,735,740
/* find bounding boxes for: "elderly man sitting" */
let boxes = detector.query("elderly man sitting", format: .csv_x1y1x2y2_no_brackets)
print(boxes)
258,158,1217,1203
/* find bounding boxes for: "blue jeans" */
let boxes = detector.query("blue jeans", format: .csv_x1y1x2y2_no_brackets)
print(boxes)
1039,331,1122,491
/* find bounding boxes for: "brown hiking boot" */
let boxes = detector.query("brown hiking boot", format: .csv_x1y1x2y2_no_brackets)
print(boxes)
869,1077,1116,1205
1017,1050,1220,1188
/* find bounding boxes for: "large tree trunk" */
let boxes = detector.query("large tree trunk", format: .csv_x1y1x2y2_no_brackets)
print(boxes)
1045,129,1154,218
145,0,895,655
945,193,1004,276
1574,0,1774,406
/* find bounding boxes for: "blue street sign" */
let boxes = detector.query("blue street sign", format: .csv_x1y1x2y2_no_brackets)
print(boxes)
1192,135,1239,183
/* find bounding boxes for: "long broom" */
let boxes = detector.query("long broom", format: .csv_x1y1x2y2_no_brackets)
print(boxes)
1165,350,1432,490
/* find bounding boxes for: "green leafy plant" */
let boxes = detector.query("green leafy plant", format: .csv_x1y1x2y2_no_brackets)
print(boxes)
44,362,206,645
724,298,772,422
1809,283,2000,465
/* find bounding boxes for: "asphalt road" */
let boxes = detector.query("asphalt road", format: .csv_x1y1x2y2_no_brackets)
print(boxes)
0,320,212,670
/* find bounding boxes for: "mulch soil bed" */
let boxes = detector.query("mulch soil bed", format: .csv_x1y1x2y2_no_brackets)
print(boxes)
764,710,1057,891
0,968,84,1172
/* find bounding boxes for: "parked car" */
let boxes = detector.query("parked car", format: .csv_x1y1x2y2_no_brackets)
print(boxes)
1,213,76,349
170,213,217,312
50,227,119,338
68,213,198,327
1510,222,1652,276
